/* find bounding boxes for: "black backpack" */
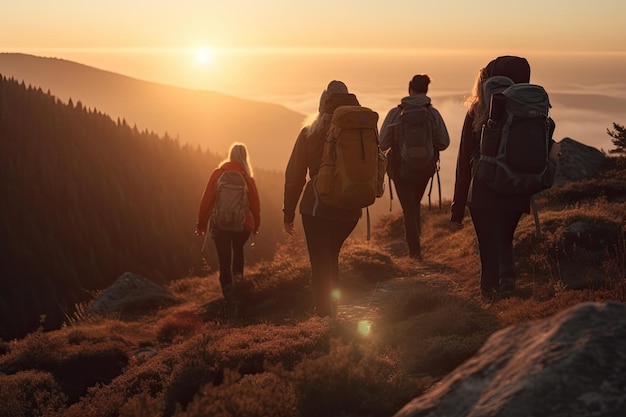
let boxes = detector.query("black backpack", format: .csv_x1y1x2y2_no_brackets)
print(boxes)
473,76,556,195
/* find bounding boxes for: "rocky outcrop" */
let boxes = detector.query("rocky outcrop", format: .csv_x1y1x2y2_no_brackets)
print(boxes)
553,137,607,186
393,301,626,417
86,272,177,317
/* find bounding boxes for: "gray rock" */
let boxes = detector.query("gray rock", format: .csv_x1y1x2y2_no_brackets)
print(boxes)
553,137,607,186
86,272,177,317
393,301,626,417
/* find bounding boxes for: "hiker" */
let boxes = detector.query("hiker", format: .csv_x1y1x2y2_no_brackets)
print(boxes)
283,80,362,317
450,56,556,301
379,74,450,260
196,142,261,301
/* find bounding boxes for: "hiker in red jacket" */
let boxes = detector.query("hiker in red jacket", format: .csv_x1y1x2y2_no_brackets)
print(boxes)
196,142,260,301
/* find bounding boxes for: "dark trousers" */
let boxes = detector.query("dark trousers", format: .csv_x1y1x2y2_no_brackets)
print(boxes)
213,229,251,294
302,214,358,316
469,207,523,292
393,176,432,258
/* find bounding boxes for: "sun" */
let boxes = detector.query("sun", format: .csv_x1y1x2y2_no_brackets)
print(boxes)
195,47,215,66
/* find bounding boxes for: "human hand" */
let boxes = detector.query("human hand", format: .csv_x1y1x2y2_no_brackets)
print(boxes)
195,227,206,236
284,222,295,235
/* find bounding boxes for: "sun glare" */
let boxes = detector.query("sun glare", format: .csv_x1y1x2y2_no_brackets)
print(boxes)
195,47,214,66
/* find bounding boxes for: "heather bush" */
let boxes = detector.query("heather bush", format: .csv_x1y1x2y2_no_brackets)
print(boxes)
0,370,67,417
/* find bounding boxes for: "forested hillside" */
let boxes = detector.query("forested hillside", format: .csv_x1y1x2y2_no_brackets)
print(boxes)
0,76,285,340
0,53,306,170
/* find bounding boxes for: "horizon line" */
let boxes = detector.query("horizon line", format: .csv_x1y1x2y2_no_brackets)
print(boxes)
3,47,626,57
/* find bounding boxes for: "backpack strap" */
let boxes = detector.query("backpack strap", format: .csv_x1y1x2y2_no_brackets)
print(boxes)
530,195,542,239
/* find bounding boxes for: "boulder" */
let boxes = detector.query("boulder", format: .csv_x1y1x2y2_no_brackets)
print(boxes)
86,272,177,317
553,137,607,186
393,301,626,417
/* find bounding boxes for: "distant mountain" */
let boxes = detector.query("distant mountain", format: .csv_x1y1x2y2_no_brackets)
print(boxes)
0,53,305,169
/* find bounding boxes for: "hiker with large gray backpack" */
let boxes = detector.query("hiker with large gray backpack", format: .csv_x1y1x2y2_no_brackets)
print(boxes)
450,56,559,302
196,142,261,305
380,74,450,260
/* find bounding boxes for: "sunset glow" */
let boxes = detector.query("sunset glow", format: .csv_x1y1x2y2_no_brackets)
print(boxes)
195,47,214,66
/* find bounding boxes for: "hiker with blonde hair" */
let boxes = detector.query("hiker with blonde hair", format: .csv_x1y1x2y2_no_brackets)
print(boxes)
451,56,557,301
283,80,362,317
196,142,260,302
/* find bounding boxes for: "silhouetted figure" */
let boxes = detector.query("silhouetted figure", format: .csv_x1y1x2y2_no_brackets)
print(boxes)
196,142,261,301
379,74,450,259
283,80,362,317
450,56,556,301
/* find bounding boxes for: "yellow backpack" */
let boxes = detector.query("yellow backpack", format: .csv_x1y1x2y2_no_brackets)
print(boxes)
315,105,387,209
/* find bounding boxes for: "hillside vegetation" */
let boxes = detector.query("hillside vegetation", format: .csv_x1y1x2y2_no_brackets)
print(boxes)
1,154,625,416
0,75,287,340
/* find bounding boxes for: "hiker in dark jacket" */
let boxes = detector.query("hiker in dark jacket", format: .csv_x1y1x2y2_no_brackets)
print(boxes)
450,56,556,301
379,74,450,259
196,142,261,301
283,80,362,317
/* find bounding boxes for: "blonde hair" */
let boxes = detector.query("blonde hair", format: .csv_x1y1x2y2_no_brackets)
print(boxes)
465,67,490,134
221,142,253,177
302,112,332,138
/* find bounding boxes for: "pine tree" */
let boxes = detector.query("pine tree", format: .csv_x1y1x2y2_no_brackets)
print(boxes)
607,123,626,155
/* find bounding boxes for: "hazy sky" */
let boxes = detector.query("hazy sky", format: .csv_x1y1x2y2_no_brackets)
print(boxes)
4,0,626,52
3,0,625,96
2,1,625,199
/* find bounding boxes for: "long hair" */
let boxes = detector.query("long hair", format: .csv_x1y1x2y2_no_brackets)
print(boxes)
465,66,490,134
304,80,348,138
302,112,332,138
221,142,253,177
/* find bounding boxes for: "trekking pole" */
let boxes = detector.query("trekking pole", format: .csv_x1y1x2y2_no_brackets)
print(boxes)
530,195,542,239
201,230,209,252
437,165,442,210
427,175,434,210
366,206,371,242
388,176,393,212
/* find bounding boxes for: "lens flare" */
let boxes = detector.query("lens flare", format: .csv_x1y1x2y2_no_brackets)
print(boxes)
358,320,372,336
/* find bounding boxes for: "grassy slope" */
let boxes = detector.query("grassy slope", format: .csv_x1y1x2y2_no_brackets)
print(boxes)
1,166,625,417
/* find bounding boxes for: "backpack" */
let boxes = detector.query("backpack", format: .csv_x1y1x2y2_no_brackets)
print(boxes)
390,104,438,181
211,170,248,231
473,75,556,195
315,105,387,210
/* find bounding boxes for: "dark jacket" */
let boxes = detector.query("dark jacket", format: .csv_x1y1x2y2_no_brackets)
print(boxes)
450,112,533,223
283,93,363,223
379,93,450,180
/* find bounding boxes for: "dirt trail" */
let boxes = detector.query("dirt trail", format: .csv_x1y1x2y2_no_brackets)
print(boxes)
336,263,462,328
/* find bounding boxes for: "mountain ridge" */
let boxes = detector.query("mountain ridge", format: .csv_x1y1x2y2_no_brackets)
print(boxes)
0,53,306,169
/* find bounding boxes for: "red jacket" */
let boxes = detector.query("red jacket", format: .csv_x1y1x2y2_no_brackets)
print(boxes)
197,161,261,233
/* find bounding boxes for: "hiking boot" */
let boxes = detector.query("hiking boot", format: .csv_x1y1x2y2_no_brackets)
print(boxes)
330,298,338,318
500,278,516,296
222,284,234,302
480,288,499,303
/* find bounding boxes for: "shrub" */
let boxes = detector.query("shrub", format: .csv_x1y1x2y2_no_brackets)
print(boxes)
0,370,67,417
156,310,204,344
283,339,427,417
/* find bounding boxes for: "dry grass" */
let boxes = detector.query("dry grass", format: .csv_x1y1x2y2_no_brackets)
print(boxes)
1,166,626,416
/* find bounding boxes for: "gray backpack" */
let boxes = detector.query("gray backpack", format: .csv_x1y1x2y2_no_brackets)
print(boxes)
391,104,437,181
473,75,556,195
211,170,248,231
